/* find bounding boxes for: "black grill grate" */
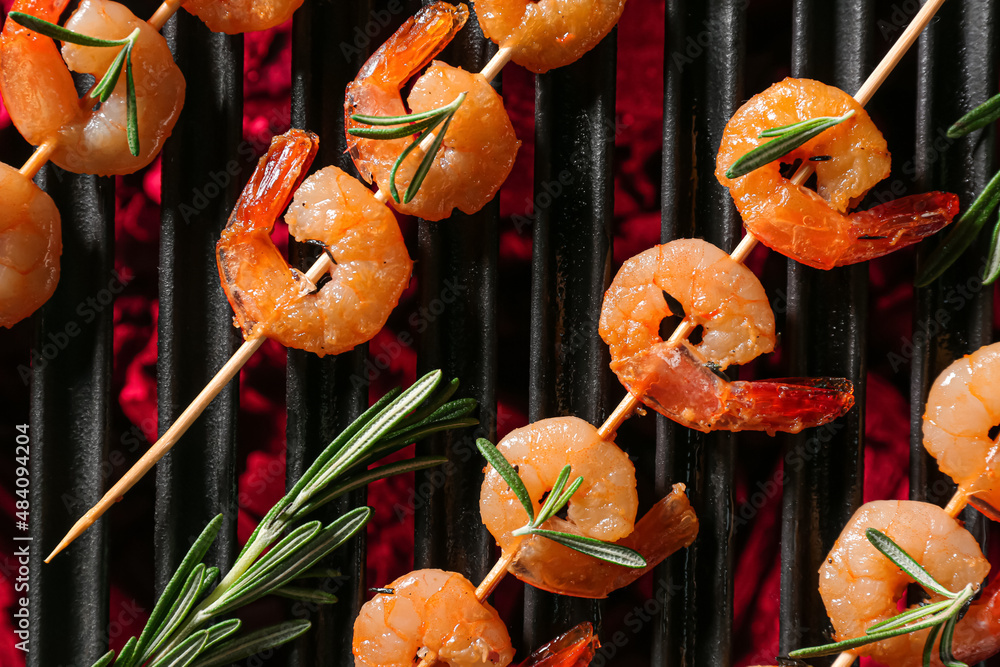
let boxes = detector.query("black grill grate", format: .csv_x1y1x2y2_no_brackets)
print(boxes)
8,0,998,665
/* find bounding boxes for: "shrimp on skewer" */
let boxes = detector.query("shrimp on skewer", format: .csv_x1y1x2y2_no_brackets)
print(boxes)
0,0,185,175
0,162,61,328
598,239,855,434
474,0,625,73
716,78,958,270
216,130,412,357
353,569,515,667
923,341,1000,520
345,2,520,222
182,0,302,34
819,500,997,666
480,417,698,598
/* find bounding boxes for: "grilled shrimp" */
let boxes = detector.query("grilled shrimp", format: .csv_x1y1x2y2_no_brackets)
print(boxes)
0,162,61,328
345,2,520,222
508,483,699,598
353,569,515,667
716,78,958,269
923,342,1000,520
0,0,185,175
480,416,639,553
182,0,301,33
216,130,412,357
819,500,995,666
474,0,625,73
599,239,854,434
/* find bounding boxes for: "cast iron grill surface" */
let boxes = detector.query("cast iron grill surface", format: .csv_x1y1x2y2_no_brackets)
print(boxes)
0,0,996,666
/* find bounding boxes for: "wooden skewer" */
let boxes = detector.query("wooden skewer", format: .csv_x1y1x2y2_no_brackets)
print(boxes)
147,0,185,30
597,0,948,440
944,487,969,518
46,42,517,562
831,650,858,667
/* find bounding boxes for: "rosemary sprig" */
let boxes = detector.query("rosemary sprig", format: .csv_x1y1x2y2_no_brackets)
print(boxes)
787,528,980,667
947,93,1000,138
348,92,467,204
724,110,856,179
88,370,475,667
8,12,141,156
915,167,1000,287
476,438,646,569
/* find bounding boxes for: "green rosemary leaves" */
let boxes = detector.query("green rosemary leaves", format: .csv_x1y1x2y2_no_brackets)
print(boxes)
724,110,856,179
348,92,467,204
88,371,477,667
916,94,1000,287
787,529,979,667
8,11,141,156
476,438,646,569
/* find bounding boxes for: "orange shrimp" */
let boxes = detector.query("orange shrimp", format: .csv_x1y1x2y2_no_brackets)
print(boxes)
480,417,698,598
819,500,997,667
216,130,412,357
508,483,699,599
353,569,515,667
480,416,639,553
473,0,626,73
344,2,520,222
599,239,854,434
0,162,61,328
515,623,600,667
716,78,958,270
182,0,302,34
0,0,185,175
922,341,1000,520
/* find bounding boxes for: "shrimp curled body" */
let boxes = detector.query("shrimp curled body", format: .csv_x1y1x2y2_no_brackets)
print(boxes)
216,130,412,357
820,500,996,666
599,239,854,434
345,2,520,222
481,417,698,598
0,162,61,328
923,341,1000,518
716,78,958,269
474,0,626,73
182,0,302,33
480,416,639,553
0,0,185,175
353,568,515,667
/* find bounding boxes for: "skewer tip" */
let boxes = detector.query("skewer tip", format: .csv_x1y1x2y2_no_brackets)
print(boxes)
44,510,102,562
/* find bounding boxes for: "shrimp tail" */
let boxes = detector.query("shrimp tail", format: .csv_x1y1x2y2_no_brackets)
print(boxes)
620,341,854,434
515,623,600,667
953,575,1000,665
508,484,699,599
344,1,468,181
838,191,960,266
723,377,856,435
216,130,318,335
